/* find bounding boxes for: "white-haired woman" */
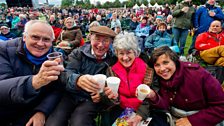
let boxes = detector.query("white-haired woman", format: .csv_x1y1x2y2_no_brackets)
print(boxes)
103,33,154,125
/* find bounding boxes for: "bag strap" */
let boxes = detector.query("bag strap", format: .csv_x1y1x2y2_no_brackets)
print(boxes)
143,66,154,86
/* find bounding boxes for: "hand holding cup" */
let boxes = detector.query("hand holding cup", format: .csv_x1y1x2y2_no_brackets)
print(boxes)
32,57,65,90
136,84,151,100
77,74,100,93
209,10,215,17
106,77,121,94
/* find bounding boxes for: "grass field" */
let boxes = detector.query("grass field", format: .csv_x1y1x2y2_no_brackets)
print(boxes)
184,35,192,56
184,35,193,56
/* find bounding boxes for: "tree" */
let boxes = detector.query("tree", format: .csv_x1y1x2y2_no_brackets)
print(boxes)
61,0,74,7
142,0,148,6
113,0,122,8
150,0,156,5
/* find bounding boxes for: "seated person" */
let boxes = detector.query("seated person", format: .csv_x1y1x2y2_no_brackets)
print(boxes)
0,24,17,40
135,16,151,51
103,33,154,125
195,20,224,66
45,26,117,126
0,20,64,126
145,22,178,55
135,16,150,38
114,24,122,34
129,15,139,31
56,17,82,55
128,46,224,126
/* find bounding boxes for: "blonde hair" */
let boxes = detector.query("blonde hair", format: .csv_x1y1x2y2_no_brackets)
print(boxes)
64,17,74,25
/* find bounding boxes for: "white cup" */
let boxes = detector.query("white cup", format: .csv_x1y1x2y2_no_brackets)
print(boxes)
47,52,63,66
106,77,121,94
137,84,151,100
93,74,107,93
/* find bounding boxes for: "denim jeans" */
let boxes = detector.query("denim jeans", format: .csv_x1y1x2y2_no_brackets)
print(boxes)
172,27,189,55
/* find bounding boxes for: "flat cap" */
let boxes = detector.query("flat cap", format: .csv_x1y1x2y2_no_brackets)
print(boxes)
90,26,116,38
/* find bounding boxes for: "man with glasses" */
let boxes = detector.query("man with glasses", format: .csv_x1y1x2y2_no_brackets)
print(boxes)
0,20,64,126
46,26,117,126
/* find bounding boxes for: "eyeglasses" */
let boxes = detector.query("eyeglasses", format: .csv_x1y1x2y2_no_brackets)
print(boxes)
27,33,52,43
92,36,111,45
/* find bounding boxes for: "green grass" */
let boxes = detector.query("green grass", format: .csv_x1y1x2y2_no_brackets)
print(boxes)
184,35,193,56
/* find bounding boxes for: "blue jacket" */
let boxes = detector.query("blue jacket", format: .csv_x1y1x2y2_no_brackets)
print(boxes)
194,4,224,34
145,30,177,49
135,24,150,37
0,38,62,123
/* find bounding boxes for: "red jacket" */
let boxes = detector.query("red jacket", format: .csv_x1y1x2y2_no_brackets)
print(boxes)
150,61,224,126
112,58,147,110
195,31,224,51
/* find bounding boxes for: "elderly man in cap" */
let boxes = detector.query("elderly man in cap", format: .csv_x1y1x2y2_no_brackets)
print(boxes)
0,24,16,40
46,26,117,126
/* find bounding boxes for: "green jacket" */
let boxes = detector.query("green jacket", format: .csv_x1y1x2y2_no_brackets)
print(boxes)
172,1,195,29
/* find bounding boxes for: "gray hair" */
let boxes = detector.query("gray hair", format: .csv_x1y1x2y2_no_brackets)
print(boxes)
23,20,55,40
113,33,140,57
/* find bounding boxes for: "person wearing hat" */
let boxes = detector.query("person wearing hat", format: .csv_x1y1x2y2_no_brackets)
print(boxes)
135,16,151,51
0,24,16,41
46,26,117,126
145,22,178,55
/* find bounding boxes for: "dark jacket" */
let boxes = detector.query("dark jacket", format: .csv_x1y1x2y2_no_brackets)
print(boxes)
56,26,82,49
60,42,114,102
0,38,62,123
149,61,224,126
0,32,17,40
172,1,195,29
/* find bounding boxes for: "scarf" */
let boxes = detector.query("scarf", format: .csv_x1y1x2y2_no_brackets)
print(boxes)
24,44,52,65
140,23,147,28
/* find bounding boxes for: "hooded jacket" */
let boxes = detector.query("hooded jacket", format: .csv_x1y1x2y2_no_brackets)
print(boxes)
145,30,177,49
149,61,224,126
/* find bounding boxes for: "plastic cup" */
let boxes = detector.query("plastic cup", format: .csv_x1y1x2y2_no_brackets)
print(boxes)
93,74,107,93
137,84,151,100
106,77,121,94
47,52,63,66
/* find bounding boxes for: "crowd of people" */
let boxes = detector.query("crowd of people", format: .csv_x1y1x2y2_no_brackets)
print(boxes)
0,0,224,126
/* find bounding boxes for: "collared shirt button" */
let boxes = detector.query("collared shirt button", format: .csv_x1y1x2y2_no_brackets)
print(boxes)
188,64,191,66
170,98,173,101
185,99,188,102
174,92,177,94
